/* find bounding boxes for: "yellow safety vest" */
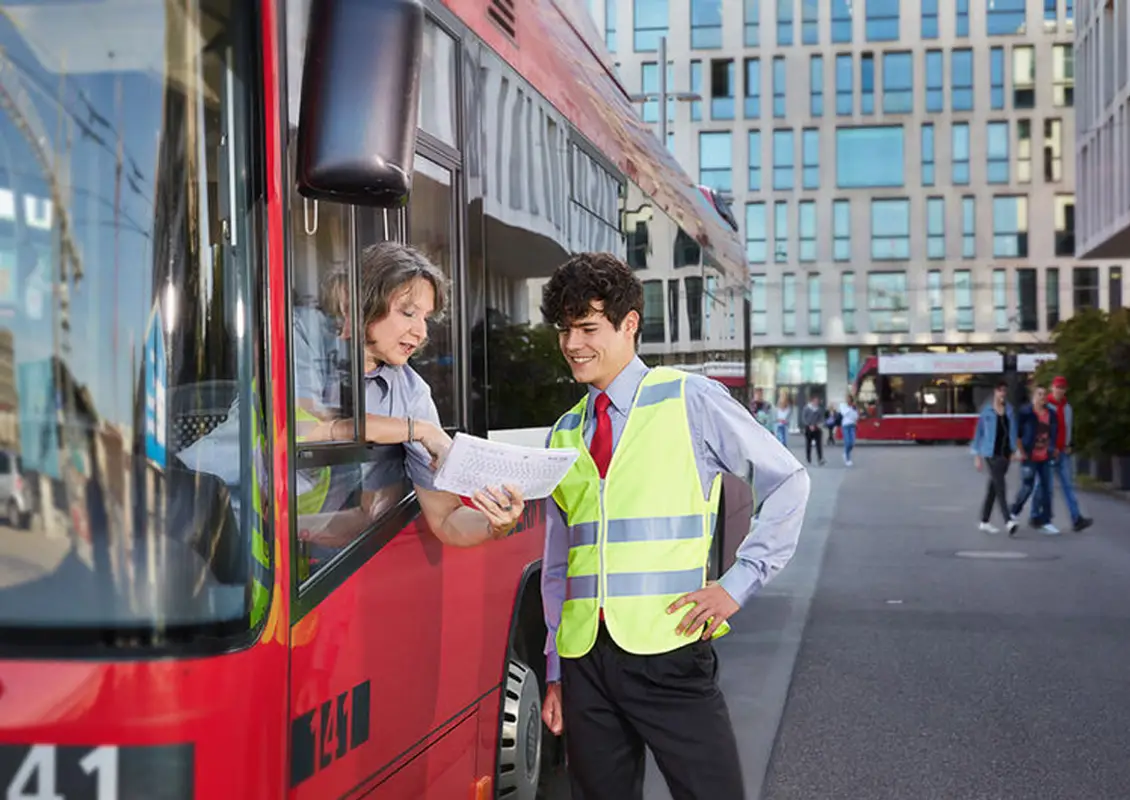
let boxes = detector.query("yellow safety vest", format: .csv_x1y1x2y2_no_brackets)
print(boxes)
549,366,724,659
249,395,270,627
293,406,332,516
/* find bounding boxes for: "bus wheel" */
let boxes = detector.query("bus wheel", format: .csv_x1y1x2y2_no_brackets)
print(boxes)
497,659,542,800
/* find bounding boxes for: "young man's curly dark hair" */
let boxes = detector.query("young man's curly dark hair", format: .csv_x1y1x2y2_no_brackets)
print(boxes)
540,252,644,339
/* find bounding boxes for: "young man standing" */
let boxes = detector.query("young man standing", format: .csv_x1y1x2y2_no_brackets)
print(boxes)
1034,376,1092,532
971,380,1018,535
538,253,810,800
1010,383,1059,535
801,393,826,465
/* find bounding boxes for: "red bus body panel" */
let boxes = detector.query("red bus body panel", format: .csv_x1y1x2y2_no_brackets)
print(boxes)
853,414,979,442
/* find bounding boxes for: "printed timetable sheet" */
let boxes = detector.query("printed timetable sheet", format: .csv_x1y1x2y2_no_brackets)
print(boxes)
433,433,579,500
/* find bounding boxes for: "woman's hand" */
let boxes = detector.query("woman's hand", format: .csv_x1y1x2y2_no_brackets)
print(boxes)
414,420,453,469
471,484,525,539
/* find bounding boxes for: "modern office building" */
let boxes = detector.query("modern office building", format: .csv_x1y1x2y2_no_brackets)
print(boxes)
1075,0,1130,266
590,0,1124,402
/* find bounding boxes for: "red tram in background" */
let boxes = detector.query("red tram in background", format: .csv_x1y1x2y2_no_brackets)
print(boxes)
0,0,745,798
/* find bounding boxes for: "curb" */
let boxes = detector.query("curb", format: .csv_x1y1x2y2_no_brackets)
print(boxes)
1077,475,1130,504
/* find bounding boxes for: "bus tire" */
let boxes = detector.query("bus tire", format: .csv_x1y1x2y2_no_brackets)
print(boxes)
496,659,543,800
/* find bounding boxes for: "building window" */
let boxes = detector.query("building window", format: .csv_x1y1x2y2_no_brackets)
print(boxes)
775,201,789,263
992,269,1009,331
690,60,703,120
641,62,675,123
744,58,761,118
1073,267,1100,312
642,280,665,342
773,129,795,190
810,55,824,117
952,49,973,111
634,0,669,51
799,201,817,262
842,272,857,333
952,122,970,184
746,202,767,263
987,121,1010,184
1066,0,1073,28
883,52,913,113
871,198,910,260
861,53,875,114
802,128,820,189
777,0,793,46
668,279,681,342
748,131,762,191
962,196,976,258
773,56,787,118
990,47,1005,109
928,270,944,332
699,131,733,191
1017,268,1038,331
992,195,1029,258
1013,46,1035,109
1111,267,1123,310
834,200,851,261
606,0,617,51
925,50,944,112
866,0,899,41
1044,118,1063,181
1016,119,1031,183
987,0,1027,35
836,54,853,115
750,273,768,334
686,276,704,340
1054,195,1074,257
745,0,759,46
832,0,853,42
1044,0,1057,30
956,0,969,35
1047,267,1060,328
955,269,974,331
868,272,909,333
691,0,723,48
711,59,735,120
922,123,935,186
782,272,797,334
927,196,945,259
922,0,939,37
808,273,822,334
1053,44,1074,107
837,125,905,188
802,0,819,44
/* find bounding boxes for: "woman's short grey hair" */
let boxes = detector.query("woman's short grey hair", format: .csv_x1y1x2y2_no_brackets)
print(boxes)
358,241,448,327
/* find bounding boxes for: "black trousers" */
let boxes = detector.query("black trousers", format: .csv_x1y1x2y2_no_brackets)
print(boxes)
804,428,823,463
561,624,744,800
981,456,1011,524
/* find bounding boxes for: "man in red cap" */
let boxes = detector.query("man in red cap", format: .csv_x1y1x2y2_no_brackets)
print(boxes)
1037,376,1092,532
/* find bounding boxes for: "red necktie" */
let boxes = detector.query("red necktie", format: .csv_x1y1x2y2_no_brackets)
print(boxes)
590,392,613,478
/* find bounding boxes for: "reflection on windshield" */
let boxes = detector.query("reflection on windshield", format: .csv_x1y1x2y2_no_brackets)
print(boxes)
0,0,262,645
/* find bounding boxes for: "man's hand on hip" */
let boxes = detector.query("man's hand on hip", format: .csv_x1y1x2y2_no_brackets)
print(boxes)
667,582,740,641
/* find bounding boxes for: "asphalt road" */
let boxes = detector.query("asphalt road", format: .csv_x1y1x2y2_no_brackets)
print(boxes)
630,443,1130,800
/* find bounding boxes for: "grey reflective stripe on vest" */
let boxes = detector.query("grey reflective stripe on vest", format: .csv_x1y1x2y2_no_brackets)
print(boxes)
565,568,704,600
556,412,582,432
570,521,599,546
605,515,704,542
636,379,682,408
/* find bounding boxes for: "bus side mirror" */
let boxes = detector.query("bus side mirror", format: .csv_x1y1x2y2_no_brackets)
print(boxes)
296,0,424,207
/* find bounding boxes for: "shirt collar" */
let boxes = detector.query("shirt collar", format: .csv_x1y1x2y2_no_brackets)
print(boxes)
587,357,648,416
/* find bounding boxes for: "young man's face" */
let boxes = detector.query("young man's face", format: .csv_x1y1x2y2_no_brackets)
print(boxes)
1052,384,1066,404
995,385,1008,403
1033,386,1047,407
558,301,638,390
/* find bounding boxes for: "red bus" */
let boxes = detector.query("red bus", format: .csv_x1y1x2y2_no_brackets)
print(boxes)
0,0,745,798
851,351,1055,443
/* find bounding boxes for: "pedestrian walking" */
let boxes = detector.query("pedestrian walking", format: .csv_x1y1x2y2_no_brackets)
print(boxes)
801,393,826,466
1032,376,1093,532
825,407,839,447
537,253,810,800
971,380,1018,535
839,392,859,467
773,389,792,447
1010,382,1060,535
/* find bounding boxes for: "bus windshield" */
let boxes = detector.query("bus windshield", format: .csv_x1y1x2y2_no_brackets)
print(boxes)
0,0,264,647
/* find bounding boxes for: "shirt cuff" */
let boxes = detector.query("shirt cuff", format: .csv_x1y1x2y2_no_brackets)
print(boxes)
718,562,762,608
545,650,561,683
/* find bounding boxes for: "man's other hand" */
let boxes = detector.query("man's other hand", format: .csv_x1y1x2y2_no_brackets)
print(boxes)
542,682,563,735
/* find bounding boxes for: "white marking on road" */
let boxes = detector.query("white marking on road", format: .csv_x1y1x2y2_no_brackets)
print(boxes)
954,550,1030,560
886,599,904,604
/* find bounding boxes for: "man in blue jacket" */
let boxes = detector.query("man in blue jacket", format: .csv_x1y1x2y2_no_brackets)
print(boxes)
971,380,1018,534
1009,382,1060,535
1033,376,1092,532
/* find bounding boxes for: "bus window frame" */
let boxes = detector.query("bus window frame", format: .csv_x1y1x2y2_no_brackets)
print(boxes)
285,8,471,624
